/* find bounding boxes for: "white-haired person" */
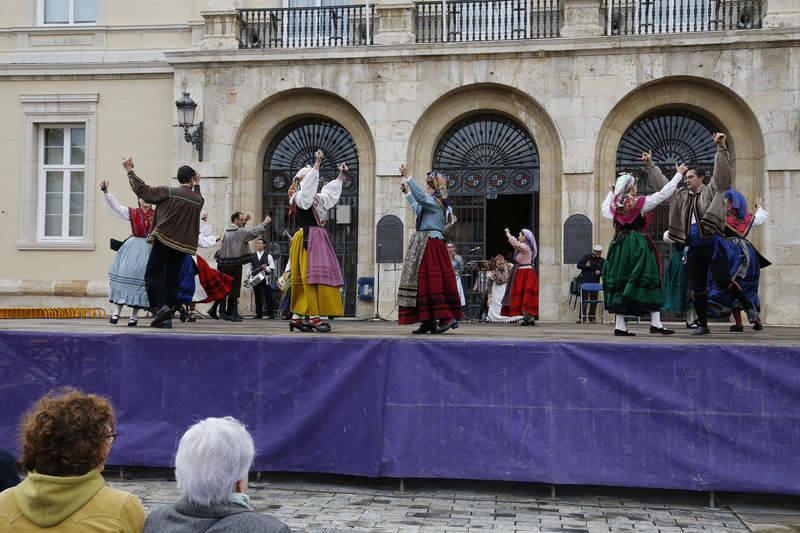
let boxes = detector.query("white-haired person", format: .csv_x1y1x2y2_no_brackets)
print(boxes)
600,165,686,336
143,417,289,533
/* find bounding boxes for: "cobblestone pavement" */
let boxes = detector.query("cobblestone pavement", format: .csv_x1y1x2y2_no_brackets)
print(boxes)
105,471,800,532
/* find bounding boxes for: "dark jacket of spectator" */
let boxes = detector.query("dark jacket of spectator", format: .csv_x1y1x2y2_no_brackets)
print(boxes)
577,252,605,284
0,449,20,492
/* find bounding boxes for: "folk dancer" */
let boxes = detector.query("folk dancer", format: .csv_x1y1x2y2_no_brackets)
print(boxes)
707,190,769,330
643,133,759,335
287,150,346,332
601,165,685,336
124,157,203,329
397,164,463,334
486,254,523,323
500,227,539,326
216,212,272,322
101,179,153,326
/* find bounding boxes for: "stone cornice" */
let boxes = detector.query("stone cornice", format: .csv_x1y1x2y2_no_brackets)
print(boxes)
0,23,195,34
163,27,800,67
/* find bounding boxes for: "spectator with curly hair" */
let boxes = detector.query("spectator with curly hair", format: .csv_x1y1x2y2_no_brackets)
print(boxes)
0,388,145,532
144,416,289,533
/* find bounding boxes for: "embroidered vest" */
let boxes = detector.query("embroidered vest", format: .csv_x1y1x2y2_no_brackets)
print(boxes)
128,207,153,238
725,209,754,238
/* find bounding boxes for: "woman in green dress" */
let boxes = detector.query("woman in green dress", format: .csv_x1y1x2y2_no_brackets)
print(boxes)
601,167,685,336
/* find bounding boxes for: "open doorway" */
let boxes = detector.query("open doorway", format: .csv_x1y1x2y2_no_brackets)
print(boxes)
486,193,537,263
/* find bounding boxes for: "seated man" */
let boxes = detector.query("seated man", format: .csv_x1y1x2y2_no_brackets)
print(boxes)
144,417,289,533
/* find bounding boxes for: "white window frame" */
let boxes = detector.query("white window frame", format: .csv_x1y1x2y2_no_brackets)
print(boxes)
37,126,86,241
18,94,97,251
37,0,98,26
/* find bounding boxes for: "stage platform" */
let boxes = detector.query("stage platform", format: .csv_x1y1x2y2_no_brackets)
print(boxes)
1,318,799,496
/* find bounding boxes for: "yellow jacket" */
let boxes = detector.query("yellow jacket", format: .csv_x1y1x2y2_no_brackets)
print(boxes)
0,470,144,532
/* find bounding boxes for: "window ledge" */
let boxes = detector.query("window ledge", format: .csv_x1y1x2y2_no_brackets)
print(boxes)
17,241,96,251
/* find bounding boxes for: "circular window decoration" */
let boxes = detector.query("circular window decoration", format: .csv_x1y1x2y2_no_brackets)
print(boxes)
445,174,458,189
465,173,482,189
488,173,505,188
512,173,530,188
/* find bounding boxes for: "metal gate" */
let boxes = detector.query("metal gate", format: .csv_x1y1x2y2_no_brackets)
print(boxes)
432,114,540,318
262,118,359,316
615,109,722,319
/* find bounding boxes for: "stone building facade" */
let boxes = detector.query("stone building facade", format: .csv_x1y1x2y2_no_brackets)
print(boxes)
1,0,798,324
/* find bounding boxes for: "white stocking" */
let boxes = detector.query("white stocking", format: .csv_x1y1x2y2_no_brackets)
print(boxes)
650,311,663,329
112,303,123,317
615,314,627,331
130,308,140,320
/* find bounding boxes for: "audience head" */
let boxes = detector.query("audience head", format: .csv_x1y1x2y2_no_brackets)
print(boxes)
19,388,116,477
592,244,602,257
175,416,255,507
255,238,266,252
177,165,196,184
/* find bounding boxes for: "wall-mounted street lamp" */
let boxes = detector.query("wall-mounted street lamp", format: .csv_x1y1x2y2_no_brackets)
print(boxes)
175,91,203,161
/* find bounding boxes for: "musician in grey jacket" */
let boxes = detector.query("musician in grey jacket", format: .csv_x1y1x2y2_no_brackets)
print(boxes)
214,211,271,321
143,417,289,533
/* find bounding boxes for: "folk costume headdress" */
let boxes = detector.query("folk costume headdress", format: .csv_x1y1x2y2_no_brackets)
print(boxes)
426,171,455,224
724,188,748,219
610,172,648,226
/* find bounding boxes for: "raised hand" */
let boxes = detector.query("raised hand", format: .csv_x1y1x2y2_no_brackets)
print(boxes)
399,163,409,177
640,150,652,163
713,132,727,145
315,149,324,161
676,162,688,175
100,179,109,192
122,157,134,172
264,215,272,224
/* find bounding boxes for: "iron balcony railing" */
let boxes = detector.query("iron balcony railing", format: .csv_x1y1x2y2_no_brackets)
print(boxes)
603,0,763,35
239,5,374,49
415,0,560,43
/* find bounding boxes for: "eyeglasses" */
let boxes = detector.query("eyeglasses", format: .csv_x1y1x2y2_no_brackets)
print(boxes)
107,432,118,444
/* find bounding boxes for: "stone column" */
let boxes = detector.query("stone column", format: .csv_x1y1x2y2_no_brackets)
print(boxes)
763,0,800,28
374,2,416,45
201,10,241,50
560,0,604,38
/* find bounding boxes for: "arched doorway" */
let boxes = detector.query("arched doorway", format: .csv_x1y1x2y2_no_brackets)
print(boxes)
433,113,540,318
616,109,721,244
262,118,360,316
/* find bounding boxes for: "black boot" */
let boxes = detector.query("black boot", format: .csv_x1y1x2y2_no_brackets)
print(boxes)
219,296,233,321
227,297,242,322
208,300,221,320
692,291,711,335
727,282,758,323
231,297,244,321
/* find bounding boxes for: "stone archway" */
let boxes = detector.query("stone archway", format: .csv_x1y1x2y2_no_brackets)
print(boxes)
230,89,376,315
595,76,766,250
407,83,564,319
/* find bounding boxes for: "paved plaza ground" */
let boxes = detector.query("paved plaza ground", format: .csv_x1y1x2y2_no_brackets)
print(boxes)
105,470,799,533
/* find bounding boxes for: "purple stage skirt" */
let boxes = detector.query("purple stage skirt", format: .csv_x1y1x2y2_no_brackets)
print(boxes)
306,226,344,287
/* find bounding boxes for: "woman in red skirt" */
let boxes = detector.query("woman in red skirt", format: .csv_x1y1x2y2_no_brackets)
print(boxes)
397,163,463,334
501,227,539,325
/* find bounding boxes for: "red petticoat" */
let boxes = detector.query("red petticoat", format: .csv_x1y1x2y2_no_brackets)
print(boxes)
501,267,539,317
398,238,464,325
196,255,233,303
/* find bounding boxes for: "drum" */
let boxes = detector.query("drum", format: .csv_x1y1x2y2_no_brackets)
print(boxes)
244,270,268,290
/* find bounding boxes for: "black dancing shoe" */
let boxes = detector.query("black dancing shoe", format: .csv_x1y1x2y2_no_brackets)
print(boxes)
306,318,332,332
436,319,458,334
614,329,635,336
127,319,138,327
109,314,119,325
150,305,172,328
151,318,172,329
412,321,436,334
289,318,312,332
686,320,699,329
729,324,744,332
179,305,189,323
753,321,763,331
649,326,675,335
692,326,711,335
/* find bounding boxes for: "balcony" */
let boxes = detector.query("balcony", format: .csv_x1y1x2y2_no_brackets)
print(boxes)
231,0,765,50
239,5,375,49
603,0,763,35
